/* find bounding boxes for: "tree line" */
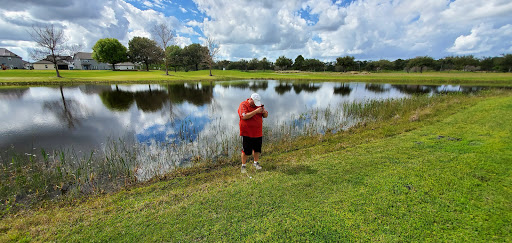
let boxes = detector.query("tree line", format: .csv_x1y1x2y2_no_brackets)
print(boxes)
218,54,512,73
29,24,512,79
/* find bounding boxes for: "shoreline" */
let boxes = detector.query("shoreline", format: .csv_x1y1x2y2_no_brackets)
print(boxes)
1,89,511,241
2,69,512,86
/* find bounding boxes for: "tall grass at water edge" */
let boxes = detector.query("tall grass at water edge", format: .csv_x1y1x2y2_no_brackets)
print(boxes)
0,92,468,215
0,139,138,216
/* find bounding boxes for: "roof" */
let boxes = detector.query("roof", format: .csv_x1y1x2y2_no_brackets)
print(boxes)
33,60,53,64
34,59,68,65
0,48,21,57
74,52,93,59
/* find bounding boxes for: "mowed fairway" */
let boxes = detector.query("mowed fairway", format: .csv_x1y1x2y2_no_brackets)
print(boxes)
1,69,512,85
1,90,511,241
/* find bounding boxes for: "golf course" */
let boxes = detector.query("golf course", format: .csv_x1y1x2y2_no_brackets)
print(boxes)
1,70,511,241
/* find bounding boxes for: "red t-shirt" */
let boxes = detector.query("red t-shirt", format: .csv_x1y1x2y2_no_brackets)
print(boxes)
238,99,263,138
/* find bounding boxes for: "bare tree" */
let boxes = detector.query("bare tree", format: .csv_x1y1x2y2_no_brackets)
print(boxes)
204,37,220,76
28,24,68,77
151,23,175,75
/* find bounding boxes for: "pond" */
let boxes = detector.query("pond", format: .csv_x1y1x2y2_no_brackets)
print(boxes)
0,80,490,180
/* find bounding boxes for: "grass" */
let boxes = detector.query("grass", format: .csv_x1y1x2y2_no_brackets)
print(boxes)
1,89,511,241
0,93,434,215
1,69,512,86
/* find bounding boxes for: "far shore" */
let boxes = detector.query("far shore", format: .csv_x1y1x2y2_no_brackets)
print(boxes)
1,69,512,86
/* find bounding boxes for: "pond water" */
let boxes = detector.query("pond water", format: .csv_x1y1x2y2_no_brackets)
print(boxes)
0,80,490,179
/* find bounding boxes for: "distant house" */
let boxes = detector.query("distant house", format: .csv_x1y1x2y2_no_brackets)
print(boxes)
33,56,73,70
33,60,54,70
23,61,33,70
73,52,110,70
0,48,24,69
116,62,136,70
73,52,137,70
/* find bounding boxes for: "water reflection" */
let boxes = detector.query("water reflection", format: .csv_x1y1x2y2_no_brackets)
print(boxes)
43,86,81,129
166,83,213,105
0,81,501,179
0,88,29,99
274,82,293,94
100,89,134,111
365,84,389,93
333,84,352,96
293,83,321,94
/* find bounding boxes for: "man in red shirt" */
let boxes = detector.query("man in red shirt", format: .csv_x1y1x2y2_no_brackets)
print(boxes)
238,93,268,173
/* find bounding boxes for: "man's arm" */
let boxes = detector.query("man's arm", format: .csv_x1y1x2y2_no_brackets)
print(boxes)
242,107,264,120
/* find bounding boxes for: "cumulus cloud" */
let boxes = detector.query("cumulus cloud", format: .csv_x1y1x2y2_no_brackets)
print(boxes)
0,0,188,61
0,0,511,62
448,24,512,54
194,0,308,48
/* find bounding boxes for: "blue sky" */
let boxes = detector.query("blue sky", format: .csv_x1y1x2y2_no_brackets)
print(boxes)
0,0,511,62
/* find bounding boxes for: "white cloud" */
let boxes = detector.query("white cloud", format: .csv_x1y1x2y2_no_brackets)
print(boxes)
174,35,193,48
186,20,202,27
143,1,153,7
0,0,511,62
448,24,512,54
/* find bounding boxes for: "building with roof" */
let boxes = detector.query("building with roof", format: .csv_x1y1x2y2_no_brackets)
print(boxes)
33,56,73,70
73,52,137,70
33,60,55,70
0,48,24,69
73,52,110,70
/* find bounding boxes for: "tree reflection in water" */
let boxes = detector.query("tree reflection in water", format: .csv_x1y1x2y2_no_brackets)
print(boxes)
1,81,500,182
135,85,169,112
365,84,389,93
43,86,81,129
333,83,352,96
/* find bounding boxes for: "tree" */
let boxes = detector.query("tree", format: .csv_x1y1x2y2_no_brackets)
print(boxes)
304,58,324,72
451,55,479,71
393,59,407,71
166,45,182,72
92,38,127,71
248,58,260,70
294,55,305,70
501,54,512,72
374,59,393,71
238,59,249,71
260,57,271,71
215,60,230,70
479,57,494,72
182,43,206,71
204,37,220,76
407,56,435,73
128,37,163,71
275,56,293,70
336,56,356,72
152,23,174,75
28,24,67,77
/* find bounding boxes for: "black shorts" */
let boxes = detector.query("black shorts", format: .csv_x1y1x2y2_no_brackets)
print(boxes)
242,136,262,155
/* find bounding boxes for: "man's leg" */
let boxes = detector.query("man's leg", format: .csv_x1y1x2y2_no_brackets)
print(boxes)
241,151,248,165
253,151,262,170
241,151,248,173
253,152,260,162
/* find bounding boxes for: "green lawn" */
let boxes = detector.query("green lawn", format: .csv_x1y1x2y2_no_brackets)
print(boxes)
1,69,512,85
1,90,511,241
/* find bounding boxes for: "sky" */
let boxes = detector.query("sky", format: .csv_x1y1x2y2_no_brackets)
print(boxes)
1,0,511,62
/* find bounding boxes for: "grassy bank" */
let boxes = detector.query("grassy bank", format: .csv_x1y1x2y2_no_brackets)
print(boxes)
1,69,512,86
1,89,511,241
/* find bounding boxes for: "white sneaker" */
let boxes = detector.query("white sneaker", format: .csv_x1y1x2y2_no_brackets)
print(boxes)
241,165,247,173
253,162,262,170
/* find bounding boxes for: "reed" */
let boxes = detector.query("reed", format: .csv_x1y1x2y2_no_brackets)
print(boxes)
0,92,469,215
